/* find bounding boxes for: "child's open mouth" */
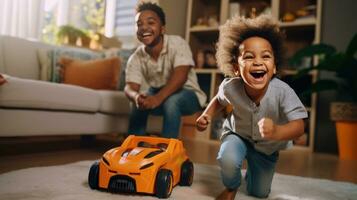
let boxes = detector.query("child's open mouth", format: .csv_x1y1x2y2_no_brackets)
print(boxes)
250,70,267,79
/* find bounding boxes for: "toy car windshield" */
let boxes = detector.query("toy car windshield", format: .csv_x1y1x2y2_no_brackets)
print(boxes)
137,141,168,150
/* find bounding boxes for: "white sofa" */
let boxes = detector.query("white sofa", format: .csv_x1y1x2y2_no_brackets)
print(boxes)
0,35,161,137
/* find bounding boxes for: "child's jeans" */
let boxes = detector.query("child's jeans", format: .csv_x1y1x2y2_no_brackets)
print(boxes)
128,87,202,138
217,133,279,198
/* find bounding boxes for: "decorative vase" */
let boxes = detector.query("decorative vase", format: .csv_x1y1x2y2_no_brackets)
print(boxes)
330,102,357,160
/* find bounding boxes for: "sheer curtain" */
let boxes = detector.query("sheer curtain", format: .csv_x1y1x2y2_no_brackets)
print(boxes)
0,0,46,40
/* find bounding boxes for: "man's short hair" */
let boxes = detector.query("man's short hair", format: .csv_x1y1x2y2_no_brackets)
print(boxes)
136,2,166,25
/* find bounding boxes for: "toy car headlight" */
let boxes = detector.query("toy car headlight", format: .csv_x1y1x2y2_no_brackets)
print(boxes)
140,162,153,170
102,156,110,166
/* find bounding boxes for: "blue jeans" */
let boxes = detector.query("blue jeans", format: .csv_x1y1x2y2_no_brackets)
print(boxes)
128,87,202,138
217,133,279,198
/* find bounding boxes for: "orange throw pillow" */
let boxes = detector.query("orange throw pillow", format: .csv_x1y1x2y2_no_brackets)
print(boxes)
59,57,120,90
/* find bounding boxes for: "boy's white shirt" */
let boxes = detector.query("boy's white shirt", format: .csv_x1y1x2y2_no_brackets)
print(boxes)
126,34,207,107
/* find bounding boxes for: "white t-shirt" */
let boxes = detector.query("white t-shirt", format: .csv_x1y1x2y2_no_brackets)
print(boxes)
126,35,206,106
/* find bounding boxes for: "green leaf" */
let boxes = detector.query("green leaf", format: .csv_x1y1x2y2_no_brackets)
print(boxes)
317,53,346,71
294,53,350,80
293,67,313,79
352,78,357,102
346,33,357,57
289,44,336,66
335,57,357,80
298,79,338,98
310,80,339,93
293,57,342,79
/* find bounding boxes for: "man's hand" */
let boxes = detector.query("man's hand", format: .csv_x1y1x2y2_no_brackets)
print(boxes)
141,95,162,110
135,93,147,109
196,114,211,132
135,94,163,110
0,74,7,85
258,117,276,139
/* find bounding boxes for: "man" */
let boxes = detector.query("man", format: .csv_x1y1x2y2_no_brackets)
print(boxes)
124,2,206,138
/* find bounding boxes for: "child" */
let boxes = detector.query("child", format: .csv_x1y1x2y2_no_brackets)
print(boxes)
196,15,307,199
124,2,206,138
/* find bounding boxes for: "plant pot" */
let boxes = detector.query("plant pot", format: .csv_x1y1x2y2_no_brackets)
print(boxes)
330,102,357,160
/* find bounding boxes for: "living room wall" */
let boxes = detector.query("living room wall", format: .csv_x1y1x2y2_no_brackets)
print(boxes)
159,0,188,38
315,0,357,154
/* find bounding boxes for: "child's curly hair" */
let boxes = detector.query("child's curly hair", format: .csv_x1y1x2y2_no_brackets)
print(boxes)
136,2,166,26
216,15,285,77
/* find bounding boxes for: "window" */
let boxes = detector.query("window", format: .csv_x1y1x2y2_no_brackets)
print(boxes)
42,0,105,46
105,0,139,48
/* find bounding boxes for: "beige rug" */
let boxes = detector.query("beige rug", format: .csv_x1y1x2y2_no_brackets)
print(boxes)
0,160,356,200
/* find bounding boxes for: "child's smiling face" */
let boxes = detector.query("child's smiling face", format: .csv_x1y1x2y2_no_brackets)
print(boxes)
135,10,165,47
235,36,276,92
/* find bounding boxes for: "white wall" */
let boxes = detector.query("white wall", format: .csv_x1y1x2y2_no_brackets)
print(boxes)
159,0,188,38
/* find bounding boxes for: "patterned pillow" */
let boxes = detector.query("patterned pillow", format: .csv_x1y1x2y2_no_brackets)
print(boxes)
38,46,135,90
37,48,53,81
102,48,135,91
37,47,103,82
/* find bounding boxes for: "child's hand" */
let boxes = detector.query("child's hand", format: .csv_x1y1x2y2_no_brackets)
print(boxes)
0,74,7,85
196,114,211,132
258,117,276,139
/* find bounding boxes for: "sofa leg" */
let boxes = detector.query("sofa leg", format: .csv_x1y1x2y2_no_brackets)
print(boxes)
80,135,96,148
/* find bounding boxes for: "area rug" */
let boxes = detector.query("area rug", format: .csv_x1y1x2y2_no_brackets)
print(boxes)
0,161,356,200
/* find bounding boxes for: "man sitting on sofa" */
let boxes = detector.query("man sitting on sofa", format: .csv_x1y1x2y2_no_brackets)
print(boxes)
124,2,206,138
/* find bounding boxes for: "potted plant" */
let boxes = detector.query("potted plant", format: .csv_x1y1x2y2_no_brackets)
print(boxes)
56,25,90,47
290,33,357,160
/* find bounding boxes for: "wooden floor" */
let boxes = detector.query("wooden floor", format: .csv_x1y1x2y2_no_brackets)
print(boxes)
0,134,356,184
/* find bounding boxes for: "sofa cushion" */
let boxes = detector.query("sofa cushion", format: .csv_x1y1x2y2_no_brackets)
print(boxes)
0,109,130,136
97,90,131,115
1,36,54,80
59,57,120,90
38,47,103,82
0,75,100,112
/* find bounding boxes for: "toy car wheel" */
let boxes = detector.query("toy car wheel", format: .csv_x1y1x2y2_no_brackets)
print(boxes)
155,169,173,198
179,160,194,186
88,161,99,189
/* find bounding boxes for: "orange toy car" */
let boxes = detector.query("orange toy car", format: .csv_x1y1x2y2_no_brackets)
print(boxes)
88,135,194,198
